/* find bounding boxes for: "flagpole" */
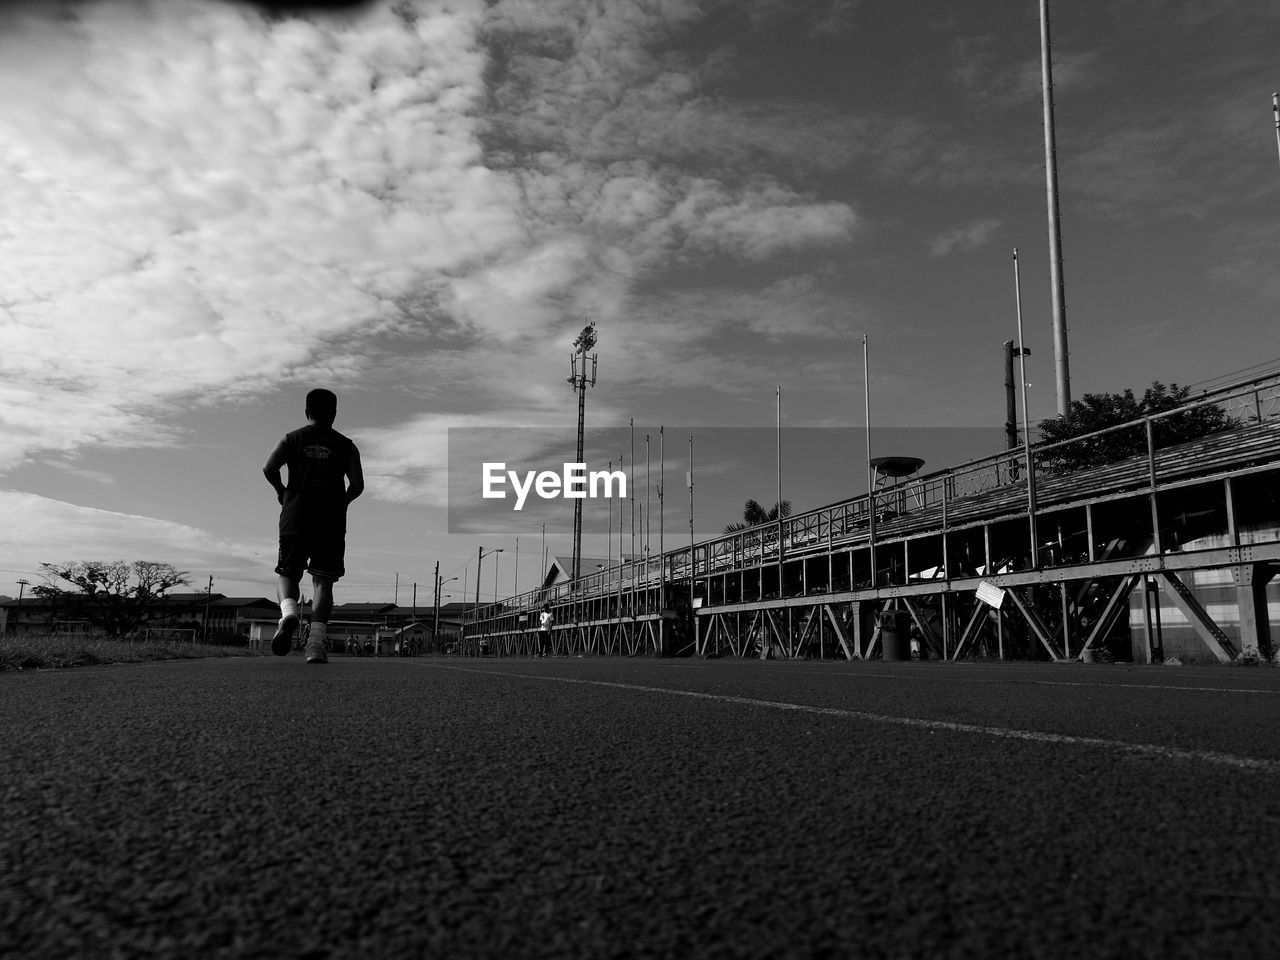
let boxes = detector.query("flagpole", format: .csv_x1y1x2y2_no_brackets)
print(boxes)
688,434,695,616
776,385,784,570
863,336,876,585
645,433,652,573
659,426,665,588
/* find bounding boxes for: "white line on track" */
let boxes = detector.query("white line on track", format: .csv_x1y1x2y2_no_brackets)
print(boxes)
417,663,1280,774
867,672,1280,695
646,661,1280,695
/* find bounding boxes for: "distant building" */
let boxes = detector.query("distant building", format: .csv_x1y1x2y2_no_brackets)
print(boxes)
0,591,279,642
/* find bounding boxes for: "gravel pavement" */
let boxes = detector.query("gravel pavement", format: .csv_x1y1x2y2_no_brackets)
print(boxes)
3,656,1279,959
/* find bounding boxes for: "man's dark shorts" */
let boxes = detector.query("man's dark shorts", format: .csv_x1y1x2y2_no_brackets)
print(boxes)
276,498,346,582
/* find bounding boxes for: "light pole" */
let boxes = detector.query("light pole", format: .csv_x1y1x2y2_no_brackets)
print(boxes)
1273,93,1279,180
474,546,503,655
567,322,598,583
1040,0,1072,419
435,574,457,653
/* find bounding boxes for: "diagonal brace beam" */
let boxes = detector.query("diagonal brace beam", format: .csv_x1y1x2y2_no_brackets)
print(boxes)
1158,572,1237,663
1006,587,1065,661
951,602,988,661
1080,575,1140,656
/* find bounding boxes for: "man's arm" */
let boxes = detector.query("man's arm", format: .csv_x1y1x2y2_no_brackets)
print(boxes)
263,439,289,504
345,445,365,505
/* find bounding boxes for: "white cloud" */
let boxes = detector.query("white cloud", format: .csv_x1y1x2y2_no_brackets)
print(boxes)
928,218,1002,257
0,0,522,467
0,0,864,483
0,489,273,590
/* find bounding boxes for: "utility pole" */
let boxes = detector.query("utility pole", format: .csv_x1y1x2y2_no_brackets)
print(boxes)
432,561,440,645
412,581,417,623
203,575,214,640
1040,0,1072,420
15,578,28,632
394,572,399,607
567,323,598,584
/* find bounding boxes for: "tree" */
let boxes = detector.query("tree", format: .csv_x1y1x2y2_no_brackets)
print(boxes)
724,499,792,534
34,561,192,638
1036,381,1233,473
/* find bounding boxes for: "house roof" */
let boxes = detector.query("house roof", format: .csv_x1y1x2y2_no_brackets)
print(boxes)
209,597,279,610
435,601,475,615
164,592,223,604
388,620,434,634
333,601,398,614
541,555,637,589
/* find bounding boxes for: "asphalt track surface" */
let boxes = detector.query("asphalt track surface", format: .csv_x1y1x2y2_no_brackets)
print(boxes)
3,657,1280,959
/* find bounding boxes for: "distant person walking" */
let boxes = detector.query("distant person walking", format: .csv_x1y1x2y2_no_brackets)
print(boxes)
538,605,553,657
263,388,364,664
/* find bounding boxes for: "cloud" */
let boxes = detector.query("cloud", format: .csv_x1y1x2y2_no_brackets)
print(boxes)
928,218,1002,257
949,33,1104,110
0,0,521,467
0,489,272,588
0,0,874,480
41,459,118,486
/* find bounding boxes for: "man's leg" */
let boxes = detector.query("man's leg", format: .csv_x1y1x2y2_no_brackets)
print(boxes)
272,572,302,655
305,574,334,663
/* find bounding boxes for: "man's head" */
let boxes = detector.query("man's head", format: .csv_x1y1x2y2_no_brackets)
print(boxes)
305,388,338,427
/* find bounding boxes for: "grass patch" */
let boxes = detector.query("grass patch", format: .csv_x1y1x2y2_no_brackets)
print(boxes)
0,634,267,672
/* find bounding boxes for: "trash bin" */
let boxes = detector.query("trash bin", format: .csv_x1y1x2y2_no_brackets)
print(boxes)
879,611,911,661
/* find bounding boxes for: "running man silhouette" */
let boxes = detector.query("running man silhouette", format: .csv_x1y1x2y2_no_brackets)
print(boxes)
263,388,364,663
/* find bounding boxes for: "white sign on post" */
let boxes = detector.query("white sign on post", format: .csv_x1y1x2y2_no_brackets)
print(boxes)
975,580,1006,609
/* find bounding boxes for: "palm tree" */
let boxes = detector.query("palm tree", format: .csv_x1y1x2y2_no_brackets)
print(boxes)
723,499,792,534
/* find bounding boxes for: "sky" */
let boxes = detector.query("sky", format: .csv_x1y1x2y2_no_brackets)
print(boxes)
2,0,1279,607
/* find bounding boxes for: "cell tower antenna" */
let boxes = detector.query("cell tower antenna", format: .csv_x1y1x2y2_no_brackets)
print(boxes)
567,322,598,584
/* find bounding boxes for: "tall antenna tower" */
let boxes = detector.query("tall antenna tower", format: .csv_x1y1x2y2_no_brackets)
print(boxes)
567,322,598,584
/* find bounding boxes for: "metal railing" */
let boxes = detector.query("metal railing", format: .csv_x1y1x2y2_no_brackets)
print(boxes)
463,371,1280,638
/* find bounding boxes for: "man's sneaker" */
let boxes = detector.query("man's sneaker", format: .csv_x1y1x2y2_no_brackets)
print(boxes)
305,628,329,664
271,613,300,656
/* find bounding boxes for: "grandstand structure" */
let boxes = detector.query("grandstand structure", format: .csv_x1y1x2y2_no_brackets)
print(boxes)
461,373,1280,663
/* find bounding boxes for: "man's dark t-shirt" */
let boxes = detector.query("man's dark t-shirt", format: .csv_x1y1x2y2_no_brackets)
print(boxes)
278,424,356,536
